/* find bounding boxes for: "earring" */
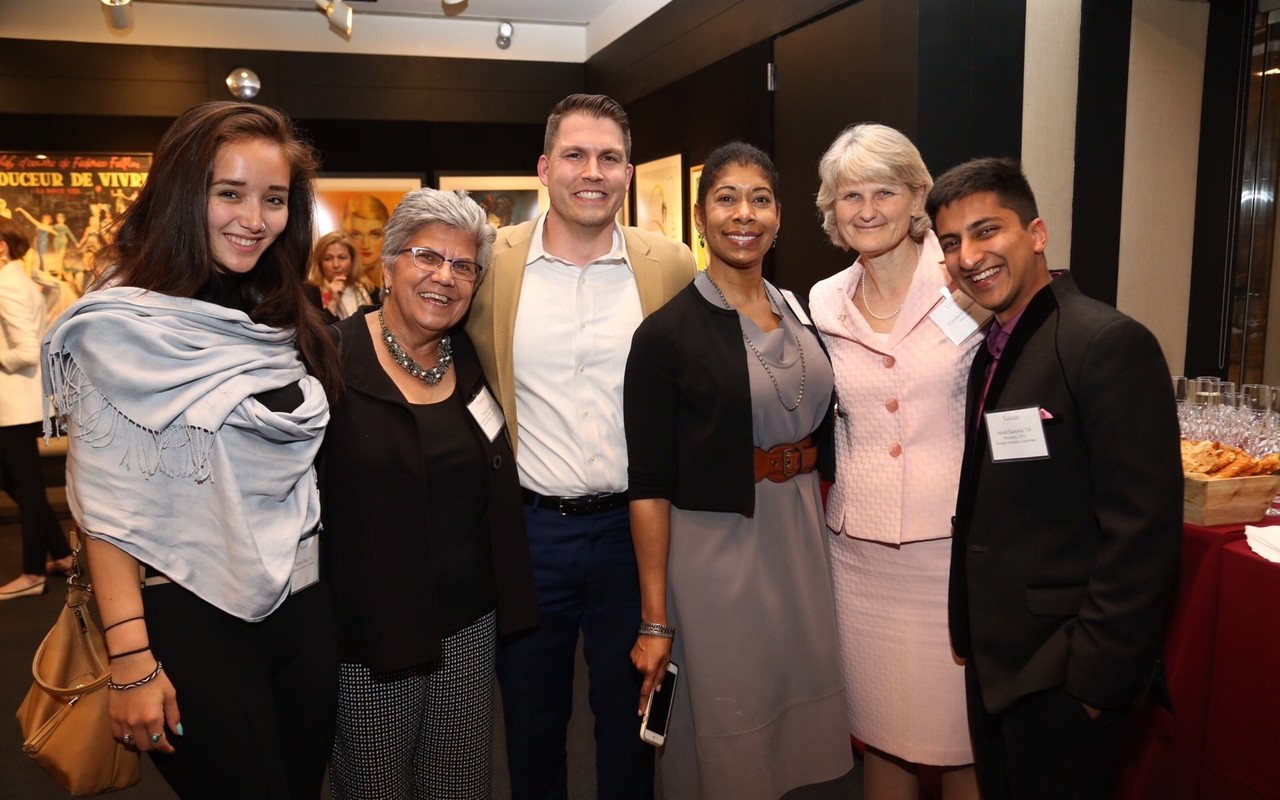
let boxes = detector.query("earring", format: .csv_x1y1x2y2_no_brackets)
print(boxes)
772,233,779,249
383,285,391,296
697,232,705,248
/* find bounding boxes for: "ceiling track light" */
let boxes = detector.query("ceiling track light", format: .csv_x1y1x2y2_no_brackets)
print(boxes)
496,20,513,50
315,0,353,37
101,0,133,31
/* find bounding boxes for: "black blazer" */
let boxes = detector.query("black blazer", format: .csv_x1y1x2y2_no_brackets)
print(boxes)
625,281,833,516
322,311,538,674
950,273,1181,714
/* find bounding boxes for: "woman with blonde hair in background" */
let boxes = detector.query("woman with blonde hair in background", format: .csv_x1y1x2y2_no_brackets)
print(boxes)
306,231,370,321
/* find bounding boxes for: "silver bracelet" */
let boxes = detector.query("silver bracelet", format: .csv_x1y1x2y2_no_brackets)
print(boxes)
638,622,675,639
108,660,163,691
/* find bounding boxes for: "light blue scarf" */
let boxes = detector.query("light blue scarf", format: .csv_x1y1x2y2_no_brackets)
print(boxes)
43,287,329,622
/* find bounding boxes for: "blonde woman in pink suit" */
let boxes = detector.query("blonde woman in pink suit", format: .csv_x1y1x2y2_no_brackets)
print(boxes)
808,123,987,800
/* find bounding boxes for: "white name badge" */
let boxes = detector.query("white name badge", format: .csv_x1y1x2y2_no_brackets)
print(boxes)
290,534,320,594
985,406,1050,462
930,287,988,345
468,385,505,443
780,289,813,326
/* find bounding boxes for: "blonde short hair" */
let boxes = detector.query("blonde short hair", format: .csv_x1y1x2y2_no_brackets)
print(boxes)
815,123,933,250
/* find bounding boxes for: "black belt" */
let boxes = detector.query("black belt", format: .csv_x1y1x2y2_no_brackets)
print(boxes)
521,489,628,516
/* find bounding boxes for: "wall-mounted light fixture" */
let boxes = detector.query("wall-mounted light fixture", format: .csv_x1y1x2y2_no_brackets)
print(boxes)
496,20,513,50
101,0,133,31
315,0,353,37
225,68,262,100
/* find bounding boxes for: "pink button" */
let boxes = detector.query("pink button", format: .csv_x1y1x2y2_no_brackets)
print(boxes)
889,442,902,457
885,398,899,413
883,355,895,368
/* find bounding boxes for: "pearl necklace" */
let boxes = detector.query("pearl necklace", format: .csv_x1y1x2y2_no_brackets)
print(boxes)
860,240,922,320
378,309,452,386
704,272,806,413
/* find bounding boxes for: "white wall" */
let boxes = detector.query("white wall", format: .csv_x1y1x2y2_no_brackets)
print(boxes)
1023,0,1208,374
1022,0,1082,272
1116,0,1208,374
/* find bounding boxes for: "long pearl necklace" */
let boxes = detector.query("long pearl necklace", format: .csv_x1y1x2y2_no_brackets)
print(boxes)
860,239,922,320
704,272,806,413
378,309,452,385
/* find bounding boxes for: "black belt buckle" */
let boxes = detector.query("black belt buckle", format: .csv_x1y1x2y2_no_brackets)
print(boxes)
523,489,626,517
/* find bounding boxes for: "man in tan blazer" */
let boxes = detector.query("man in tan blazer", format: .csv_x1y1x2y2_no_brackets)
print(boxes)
467,94,693,800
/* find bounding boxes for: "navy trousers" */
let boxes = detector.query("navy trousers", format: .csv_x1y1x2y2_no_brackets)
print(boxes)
497,503,653,800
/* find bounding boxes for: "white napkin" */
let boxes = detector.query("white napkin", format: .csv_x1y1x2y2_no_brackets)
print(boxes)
1244,525,1280,563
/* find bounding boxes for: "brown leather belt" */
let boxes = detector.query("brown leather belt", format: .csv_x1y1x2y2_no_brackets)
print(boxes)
753,436,818,483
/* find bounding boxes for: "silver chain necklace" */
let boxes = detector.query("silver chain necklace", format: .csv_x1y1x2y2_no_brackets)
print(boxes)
704,273,806,412
378,309,453,385
859,240,922,320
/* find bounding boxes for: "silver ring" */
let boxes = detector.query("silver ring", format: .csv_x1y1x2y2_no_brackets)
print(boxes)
122,734,134,744
150,732,163,743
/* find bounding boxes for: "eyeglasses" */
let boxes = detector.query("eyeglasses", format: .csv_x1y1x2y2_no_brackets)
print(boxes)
398,246,484,282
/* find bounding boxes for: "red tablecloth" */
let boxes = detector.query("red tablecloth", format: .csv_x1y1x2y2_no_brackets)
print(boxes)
1116,522,1249,799
1199,540,1280,799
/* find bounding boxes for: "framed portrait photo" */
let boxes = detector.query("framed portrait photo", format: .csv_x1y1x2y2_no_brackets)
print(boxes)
436,174,548,228
634,154,683,244
314,175,423,277
688,162,707,271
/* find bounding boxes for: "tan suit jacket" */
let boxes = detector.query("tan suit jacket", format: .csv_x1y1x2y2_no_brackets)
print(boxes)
466,218,695,452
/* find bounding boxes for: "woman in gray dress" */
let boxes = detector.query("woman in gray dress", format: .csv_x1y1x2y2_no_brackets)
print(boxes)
625,142,852,799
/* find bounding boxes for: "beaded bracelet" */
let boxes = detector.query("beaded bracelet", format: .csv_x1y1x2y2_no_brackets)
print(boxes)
638,622,676,639
107,661,164,691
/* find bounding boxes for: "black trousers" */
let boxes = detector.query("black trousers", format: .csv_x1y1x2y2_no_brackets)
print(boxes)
0,421,70,575
145,578,338,800
965,663,1129,800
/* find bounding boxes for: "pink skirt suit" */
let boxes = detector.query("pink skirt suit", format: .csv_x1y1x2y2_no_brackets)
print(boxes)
808,232,985,765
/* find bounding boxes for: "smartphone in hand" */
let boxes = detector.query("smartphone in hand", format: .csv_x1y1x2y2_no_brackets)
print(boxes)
639,662,679,747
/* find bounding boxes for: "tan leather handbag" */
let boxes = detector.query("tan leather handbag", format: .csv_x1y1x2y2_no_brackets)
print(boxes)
15,544,141,796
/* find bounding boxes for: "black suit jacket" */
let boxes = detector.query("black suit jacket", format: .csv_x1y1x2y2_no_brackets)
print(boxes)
949,272,1181,714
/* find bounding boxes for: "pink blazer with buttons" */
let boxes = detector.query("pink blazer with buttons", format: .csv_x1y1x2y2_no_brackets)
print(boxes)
809,233,986,544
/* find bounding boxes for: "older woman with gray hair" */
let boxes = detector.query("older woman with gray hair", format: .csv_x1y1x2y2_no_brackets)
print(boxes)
808,124,985,800
321,187,538,799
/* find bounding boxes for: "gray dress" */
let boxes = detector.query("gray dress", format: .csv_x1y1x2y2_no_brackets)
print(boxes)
660,273,851,800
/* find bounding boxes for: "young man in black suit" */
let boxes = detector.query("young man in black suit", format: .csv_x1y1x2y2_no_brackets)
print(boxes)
927,157,1181,799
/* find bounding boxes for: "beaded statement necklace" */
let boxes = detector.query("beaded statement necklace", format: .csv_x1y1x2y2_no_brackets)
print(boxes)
704,273,807,413
860,239,923,320
378,309,453,386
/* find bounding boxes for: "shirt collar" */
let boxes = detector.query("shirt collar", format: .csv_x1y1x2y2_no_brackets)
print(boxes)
987,270,1062,359
526,212,633,272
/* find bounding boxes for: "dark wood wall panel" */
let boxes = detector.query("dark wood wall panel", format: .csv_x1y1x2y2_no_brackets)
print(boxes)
0,38,582,125
917,0,1025,173
1185,0,1256,377
586,0,847,104
772,0,922,295
767,0,1023,296
626,41,773,168
1068,0,1134,307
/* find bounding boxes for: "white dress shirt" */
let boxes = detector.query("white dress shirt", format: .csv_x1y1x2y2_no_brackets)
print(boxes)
0,259,48,426
512,215,642,496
